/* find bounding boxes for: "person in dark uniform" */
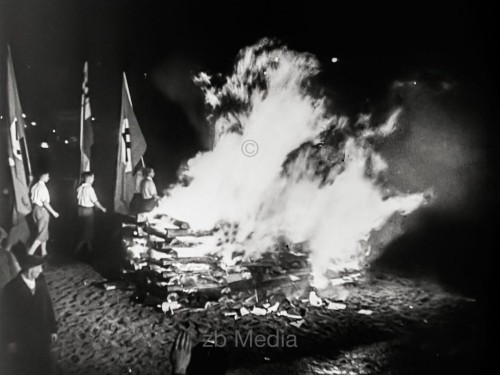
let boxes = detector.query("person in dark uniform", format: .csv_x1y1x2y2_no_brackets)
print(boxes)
0,254,58,375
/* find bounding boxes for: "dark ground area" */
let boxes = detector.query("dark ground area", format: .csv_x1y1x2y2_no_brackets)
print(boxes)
24,204,493,375
44,257,493,375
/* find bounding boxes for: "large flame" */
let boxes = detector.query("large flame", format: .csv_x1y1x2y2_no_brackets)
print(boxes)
157,39,426,288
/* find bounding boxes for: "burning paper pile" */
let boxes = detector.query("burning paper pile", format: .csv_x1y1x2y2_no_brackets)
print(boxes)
121,213,373,321
121,214,326,313
121,215,241,311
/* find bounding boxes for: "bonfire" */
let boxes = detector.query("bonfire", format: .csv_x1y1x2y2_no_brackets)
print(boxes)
119,39,430,316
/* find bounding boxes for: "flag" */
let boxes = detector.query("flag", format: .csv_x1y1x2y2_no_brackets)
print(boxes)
6,46,31,224
80,61,93,173
114,73,147,214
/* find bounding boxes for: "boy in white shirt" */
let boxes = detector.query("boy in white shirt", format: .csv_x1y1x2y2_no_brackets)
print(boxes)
139,167,159,213
27,172,59,256
74,172,106,257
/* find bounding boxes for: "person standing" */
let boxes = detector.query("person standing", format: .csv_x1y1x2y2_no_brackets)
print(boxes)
139,167,159,213
74,171,106,257
0,254,58,375
129,167,144,214
27,172,59,256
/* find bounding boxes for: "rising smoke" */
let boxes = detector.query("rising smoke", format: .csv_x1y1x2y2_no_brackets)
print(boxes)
156,39,426,288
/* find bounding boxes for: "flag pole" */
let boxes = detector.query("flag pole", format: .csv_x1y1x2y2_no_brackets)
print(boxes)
123,72,133,108
79,62,86,179
21,135,32,183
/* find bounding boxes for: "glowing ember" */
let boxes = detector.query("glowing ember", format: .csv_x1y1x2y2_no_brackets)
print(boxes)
155,39,427,288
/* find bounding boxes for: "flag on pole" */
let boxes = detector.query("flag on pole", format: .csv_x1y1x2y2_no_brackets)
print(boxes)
80,61,93,174
6,46,31,224
114,73,147,214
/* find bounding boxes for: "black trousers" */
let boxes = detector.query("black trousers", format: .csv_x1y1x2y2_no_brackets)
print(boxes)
139,198,156,213
77,206,94,242
129,193,142,214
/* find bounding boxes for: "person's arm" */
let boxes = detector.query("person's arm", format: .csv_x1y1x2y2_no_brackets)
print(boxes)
145,180,159,200
94,200,106,213
43,202,59,218
90,188,106,213
32,184,58,218
41,184,59,218
152,181,159,200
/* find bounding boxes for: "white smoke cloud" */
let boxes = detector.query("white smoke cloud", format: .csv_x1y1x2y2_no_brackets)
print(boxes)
156,39,426,287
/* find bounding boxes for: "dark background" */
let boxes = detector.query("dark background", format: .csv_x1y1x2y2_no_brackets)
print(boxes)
0,1,498,300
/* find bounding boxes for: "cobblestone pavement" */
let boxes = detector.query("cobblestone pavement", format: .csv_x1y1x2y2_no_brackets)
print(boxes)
45,261,489,375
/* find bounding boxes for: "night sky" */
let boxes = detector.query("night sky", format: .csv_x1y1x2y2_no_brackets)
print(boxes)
0,0,499,298
1,0,498,201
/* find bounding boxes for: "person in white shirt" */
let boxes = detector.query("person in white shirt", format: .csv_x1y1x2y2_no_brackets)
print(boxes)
27,172,59,256
139,167,159,213
74,172,106,257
